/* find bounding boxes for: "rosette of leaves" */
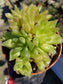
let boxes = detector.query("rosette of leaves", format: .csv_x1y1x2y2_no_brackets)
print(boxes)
2,4,63,76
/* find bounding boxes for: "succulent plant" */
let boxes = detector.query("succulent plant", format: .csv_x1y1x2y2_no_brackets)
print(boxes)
2,4,63,76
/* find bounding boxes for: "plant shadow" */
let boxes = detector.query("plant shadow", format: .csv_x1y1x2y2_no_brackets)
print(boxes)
1,6,11,22
0,60,5,66
4,68,8,75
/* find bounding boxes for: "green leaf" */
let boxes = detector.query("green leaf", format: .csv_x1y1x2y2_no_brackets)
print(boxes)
11,9,21,18
33,36,39,46
34,60,45,71
30,48,39,58
10,47,22,61
26,39,34,51
15,6,20,14
38,21,56,35
21,30,27,37
2,38,18,48
8,20,17,26
47,34,63,44
14,58,32,77
30,47,50,70
19,37,25,44
20,46,30,61
37,48,51,66
27,33,32,41
30,48,45,70
12,30,22,37
5,13,13,19
2,32,18,41
40,44,55,55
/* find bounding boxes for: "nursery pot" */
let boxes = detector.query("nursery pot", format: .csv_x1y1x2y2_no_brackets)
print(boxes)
2,43,62,84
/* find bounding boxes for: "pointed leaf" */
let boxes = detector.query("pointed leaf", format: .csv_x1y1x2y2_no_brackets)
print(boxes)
19,37,25,44
40,44,55,55
14,58,32,77
21,46,30,61
26,39,34,51
3,32,17,41
2,38,18,48
5,13,13,19
10,47,22,60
